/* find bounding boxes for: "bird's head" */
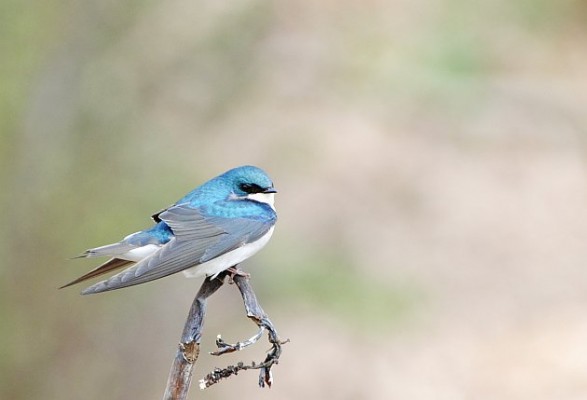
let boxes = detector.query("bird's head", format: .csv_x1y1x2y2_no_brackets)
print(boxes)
222,165,277,208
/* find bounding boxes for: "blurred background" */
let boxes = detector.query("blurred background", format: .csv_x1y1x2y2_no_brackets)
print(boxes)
2,0,587,399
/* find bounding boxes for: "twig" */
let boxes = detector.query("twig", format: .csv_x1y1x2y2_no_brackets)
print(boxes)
162,271,288,399
200,274,287,389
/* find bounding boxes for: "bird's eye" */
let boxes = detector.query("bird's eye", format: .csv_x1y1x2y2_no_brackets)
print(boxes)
239,183,263,194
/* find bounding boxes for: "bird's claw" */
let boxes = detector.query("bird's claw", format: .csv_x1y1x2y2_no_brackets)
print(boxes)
226,266,250,284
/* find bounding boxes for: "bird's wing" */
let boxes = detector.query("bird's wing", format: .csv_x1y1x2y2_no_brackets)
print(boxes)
151,203,175,222
81,203,275,294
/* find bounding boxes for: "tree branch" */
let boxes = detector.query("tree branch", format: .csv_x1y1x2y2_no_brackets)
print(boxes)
199,274,286,389
162,272,226,400
162,271,287,400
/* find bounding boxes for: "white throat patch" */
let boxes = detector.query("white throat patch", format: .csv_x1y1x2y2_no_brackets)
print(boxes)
246,192,276,210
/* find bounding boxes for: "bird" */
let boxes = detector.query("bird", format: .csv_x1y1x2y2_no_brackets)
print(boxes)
61,165,277,295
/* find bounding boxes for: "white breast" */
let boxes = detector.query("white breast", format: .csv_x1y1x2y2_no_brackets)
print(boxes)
182,226,275,279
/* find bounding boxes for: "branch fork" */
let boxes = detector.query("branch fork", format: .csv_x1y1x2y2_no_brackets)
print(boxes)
162,270,287,400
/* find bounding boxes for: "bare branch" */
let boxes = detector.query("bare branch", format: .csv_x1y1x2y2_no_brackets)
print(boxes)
162,272,226,400
162,271,288,399
199,274,287,389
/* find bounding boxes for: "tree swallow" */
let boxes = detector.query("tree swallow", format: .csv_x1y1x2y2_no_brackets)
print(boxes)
62,165,277,295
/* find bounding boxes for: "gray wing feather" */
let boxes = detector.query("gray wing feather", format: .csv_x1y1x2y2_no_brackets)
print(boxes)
160,204,225,240
200,217,272,262
81,204,274,294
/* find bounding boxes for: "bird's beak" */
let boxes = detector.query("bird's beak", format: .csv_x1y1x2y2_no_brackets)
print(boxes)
263,187,278,194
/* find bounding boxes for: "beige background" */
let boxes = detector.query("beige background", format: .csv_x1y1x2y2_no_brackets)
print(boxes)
2,1,587,399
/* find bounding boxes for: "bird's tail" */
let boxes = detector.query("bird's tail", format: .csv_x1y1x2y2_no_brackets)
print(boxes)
73,242,137,259
60,258,134,289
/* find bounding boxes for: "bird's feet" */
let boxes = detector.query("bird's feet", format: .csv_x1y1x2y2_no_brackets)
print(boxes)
226,266,250,284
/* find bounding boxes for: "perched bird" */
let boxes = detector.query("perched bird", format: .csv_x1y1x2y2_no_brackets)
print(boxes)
62,165,277,295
